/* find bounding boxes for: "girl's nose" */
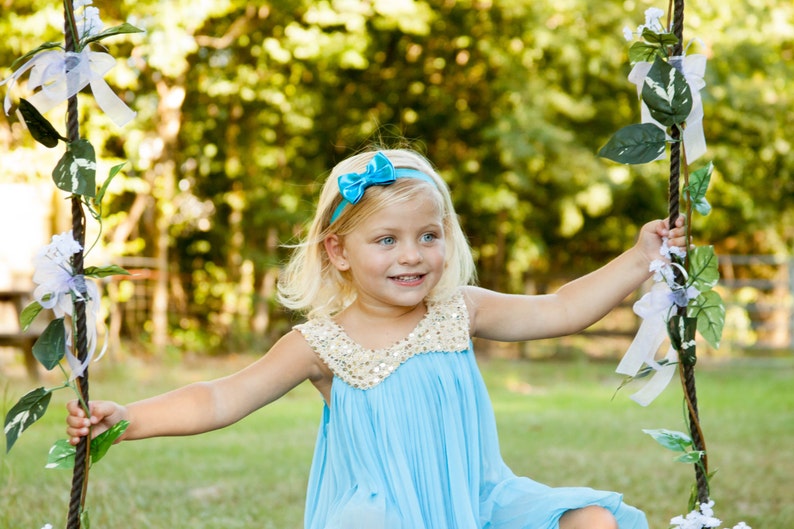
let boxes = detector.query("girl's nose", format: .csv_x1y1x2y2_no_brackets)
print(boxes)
398,244,424,265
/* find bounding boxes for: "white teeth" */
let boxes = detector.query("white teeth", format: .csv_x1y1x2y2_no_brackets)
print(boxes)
394,275,420,281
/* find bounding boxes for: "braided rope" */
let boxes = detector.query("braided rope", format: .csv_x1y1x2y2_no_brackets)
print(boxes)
62,2,91,527
669,0,710,505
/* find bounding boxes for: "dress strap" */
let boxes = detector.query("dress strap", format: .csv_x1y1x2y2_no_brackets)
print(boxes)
296,291,470,389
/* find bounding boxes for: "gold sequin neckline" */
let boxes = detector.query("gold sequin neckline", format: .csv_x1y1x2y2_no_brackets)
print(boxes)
297,292,470,389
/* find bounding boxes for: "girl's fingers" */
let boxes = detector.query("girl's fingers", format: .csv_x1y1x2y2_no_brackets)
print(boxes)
65,399,104,444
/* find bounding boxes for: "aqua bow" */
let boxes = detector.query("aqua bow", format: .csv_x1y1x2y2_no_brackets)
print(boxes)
337,152,396,205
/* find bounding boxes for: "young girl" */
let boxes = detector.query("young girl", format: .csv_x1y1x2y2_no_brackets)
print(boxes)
67,148,686,529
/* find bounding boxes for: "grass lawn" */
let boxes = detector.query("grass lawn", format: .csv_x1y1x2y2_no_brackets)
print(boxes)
1,354,792,528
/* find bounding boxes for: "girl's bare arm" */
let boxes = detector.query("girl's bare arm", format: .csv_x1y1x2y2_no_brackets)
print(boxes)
465,218,685,342
67,330,325,443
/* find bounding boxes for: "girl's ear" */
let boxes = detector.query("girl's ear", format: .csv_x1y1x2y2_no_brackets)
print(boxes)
324,234,349,271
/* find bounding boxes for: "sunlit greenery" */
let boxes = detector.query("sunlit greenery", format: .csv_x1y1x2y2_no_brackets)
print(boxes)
1,0,791,351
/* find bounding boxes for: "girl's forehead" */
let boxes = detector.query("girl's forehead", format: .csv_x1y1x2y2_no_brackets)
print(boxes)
362,193,444,228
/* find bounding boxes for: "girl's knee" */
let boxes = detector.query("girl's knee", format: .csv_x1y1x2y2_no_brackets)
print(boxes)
559,505,619,529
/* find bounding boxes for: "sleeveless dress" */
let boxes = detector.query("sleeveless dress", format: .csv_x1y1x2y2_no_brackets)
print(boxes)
295,291,649,529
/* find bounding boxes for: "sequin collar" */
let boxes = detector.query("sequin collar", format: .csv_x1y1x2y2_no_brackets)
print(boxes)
296,291,470,389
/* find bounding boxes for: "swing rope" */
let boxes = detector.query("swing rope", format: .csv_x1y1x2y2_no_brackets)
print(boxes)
63,0,92,526
668,0,710,506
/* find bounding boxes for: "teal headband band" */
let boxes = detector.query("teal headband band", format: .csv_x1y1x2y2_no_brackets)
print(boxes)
330,152,437,223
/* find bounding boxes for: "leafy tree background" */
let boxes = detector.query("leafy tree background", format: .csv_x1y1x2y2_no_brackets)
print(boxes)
1,0,791,354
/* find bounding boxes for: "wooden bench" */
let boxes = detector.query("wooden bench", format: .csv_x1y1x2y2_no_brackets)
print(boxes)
0,290,42,380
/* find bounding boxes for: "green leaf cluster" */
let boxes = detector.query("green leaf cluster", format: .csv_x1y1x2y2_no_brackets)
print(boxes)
7,260,128,455
598,57,692,165
46,420,130,469
628,28,679,65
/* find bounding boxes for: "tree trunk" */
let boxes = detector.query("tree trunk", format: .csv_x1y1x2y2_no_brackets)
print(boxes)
151,80,185,349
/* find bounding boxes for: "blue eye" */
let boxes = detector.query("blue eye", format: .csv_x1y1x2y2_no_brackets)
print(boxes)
379,236,396,246
421,233,437,243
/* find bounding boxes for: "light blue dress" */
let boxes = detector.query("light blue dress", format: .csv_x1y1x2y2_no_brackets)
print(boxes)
296,291,648,529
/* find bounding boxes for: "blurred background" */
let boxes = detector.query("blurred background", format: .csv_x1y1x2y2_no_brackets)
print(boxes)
0,0,792,370
1,2,793,528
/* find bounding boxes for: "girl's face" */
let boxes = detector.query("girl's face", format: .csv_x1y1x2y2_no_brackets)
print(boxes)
326,192,446,312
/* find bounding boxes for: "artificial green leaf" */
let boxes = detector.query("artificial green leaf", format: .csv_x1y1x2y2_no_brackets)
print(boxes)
642,428,692,452
688,482,698,512
688,246,720,292
597,123,666,164
688,162,714,215
691,195,711,216
18,99,67,148
641,27,679,48
80,22,145,47
53,139,97,197
641,57,693,127
45,439,76,469
44,420,130,470
85,264,130,278
94,162,126,207
628,42,661,65
91,420,130,464
4,387,52,452
32,318,66,370
9,42,63,70
675,450,705,464
19,301,44,332
690,290,725,349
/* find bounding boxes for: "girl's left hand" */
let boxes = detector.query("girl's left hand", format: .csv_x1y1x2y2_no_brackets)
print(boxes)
638,216,686,264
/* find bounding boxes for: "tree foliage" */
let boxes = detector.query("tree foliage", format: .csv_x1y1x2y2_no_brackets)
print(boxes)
1,0,792,352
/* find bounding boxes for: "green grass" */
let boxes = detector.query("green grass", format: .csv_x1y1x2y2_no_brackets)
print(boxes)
2,355,792,529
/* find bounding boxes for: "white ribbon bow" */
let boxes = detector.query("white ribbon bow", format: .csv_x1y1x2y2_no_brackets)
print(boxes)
628,54,707,163
616,246,700,406
1,47,136,127
616,282,679,406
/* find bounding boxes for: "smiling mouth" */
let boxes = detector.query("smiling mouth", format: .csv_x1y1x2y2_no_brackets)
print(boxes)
390,274,425,283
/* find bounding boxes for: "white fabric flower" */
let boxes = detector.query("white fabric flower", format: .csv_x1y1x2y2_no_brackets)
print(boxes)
76,5,104,39
661,235,688,259
31,231,103,380
643,7,666,32
623,26,635,41
626,7,667,40
33,231,83,312
669,500,752,529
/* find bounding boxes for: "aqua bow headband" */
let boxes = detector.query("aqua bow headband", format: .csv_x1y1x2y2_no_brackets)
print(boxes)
330,152,436,223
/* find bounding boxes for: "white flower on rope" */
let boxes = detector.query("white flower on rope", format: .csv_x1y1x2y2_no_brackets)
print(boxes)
32,231,104,380
670,501,752,529
74,0,104,39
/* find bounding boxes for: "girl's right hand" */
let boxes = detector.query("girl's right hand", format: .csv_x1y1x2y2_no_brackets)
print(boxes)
66,400,128,446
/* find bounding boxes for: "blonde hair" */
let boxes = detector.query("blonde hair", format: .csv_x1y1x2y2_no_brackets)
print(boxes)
277,149,475,318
